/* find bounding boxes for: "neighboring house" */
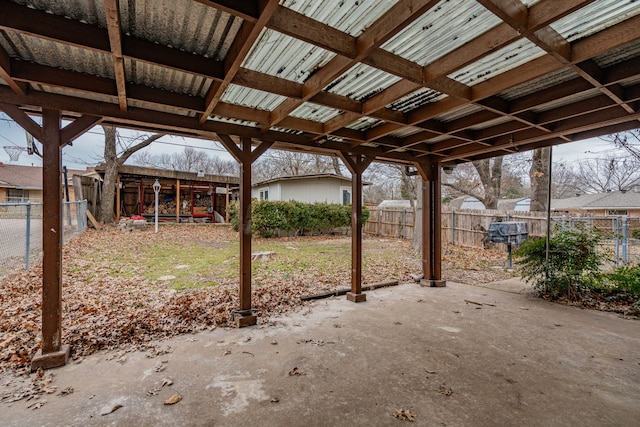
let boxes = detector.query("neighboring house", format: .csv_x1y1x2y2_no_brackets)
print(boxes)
448,196,486,210
252,174,367,205
497,197,530,212
378,200,416,208
551,190,640,216
0,163,87,203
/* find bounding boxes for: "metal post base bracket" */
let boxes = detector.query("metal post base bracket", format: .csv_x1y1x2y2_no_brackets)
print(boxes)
346,292,366,303
30,345,70,371
420,279,447,288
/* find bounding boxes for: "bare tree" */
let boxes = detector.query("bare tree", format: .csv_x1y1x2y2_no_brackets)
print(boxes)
443,157,504,209
572,154,640,193
253,150,345,182
602,129,640,161
99,126,164,223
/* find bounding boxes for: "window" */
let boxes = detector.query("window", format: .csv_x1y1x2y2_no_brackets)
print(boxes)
607,210,628,216
342,189,351,205
260,189,269,201
7,188,29,203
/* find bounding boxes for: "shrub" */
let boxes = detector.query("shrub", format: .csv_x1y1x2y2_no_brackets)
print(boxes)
606,264,640,295
631,227,640,239
514,225,610,299
228,200,369,237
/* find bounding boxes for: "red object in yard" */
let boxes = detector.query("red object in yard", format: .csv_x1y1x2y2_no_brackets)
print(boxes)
130,215,146,221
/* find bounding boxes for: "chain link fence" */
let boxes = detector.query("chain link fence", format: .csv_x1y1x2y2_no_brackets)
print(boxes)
0,200,88,276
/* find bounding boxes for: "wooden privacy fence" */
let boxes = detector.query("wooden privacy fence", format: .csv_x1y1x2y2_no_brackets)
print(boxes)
364,206,550,247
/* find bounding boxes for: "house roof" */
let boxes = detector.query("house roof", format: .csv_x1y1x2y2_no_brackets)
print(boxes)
1,1,639,166
254,173,368,187
0,163,86,189
497,197,530,211
92,164,239,185
551,190,640,210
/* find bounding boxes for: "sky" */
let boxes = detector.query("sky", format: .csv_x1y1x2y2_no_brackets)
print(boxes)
0,113,629,170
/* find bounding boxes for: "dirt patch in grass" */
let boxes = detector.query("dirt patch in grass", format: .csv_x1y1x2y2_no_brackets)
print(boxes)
1,224,513,382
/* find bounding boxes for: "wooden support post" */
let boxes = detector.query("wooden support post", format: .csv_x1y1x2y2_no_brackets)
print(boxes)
338,153,374,302
225,183,230,223
217,134,273,327
176,179,180,223
0,106,99,370
415,159,446,287
116,173,121,222
32,109,69,369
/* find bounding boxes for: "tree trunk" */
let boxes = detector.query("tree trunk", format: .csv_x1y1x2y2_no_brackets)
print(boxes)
412,181,423,253
529,147,550,212
473,157,503,209
98,126,119,224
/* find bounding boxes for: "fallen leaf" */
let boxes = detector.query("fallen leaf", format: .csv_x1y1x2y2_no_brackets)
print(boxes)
439,383,453,396
288,367,305,376
270,397,280,403
164,394,182,405
101,404,123,416
393,408,415,421
58,387,74,396
161,377,173,387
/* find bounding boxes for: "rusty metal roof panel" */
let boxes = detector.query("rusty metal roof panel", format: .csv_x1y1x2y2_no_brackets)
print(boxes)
12,0,105,25
325,63,401,101
550,0,640,43
387,88,446,112
120,0,243,60
0,32,114,79
282,0,399,37
449,39,546,86
382,0,501,66
242,29,335,83
125,59,212,97
290,102,342,123
221,83,286,111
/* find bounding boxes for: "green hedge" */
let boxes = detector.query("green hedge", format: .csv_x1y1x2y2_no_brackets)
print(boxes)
228,200,369,238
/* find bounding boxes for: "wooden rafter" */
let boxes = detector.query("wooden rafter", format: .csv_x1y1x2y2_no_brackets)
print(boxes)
103,0,127,111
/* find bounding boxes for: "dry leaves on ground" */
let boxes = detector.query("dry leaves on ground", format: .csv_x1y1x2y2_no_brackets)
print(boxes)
393,408,416,421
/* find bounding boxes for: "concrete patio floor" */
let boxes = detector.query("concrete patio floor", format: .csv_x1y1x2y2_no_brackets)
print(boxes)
2,280,639,426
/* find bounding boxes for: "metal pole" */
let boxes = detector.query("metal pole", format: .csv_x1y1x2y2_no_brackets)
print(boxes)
545,147,553,275
25,202,31,271
614,217,619,266
622,216,628,263
153,179,160,233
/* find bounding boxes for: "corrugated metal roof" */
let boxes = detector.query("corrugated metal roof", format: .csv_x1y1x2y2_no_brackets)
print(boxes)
468,115,512,131
241,28,335,83
387,88,446,112
282,0,399,37
530,88,602,114
450,39,546,86
593,39,640,68
128,99,194,117
499,68,577,101
35,84,115,104
13,0,105,25
0,32,114,78
120,0,242,60
290,102,342,122
435,104,483,122
390,126,424,138
126,59,212,97
221,83,286,111
209,116,259,128
269,126,303,135
345,116,382,131
550,0,640,43
382,0,501,66
325,63,401,101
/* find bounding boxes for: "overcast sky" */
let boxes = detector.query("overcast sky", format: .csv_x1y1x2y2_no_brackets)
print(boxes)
0,114,626,170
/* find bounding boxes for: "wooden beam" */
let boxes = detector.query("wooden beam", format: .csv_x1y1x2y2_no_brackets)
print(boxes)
0,103,43,141
60,115,101,146
0,45,26,96
200,0,280,123
103,0,127,111
193,0,260,22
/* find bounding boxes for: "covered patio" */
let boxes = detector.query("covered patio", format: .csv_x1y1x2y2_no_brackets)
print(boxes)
0,0,639,371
